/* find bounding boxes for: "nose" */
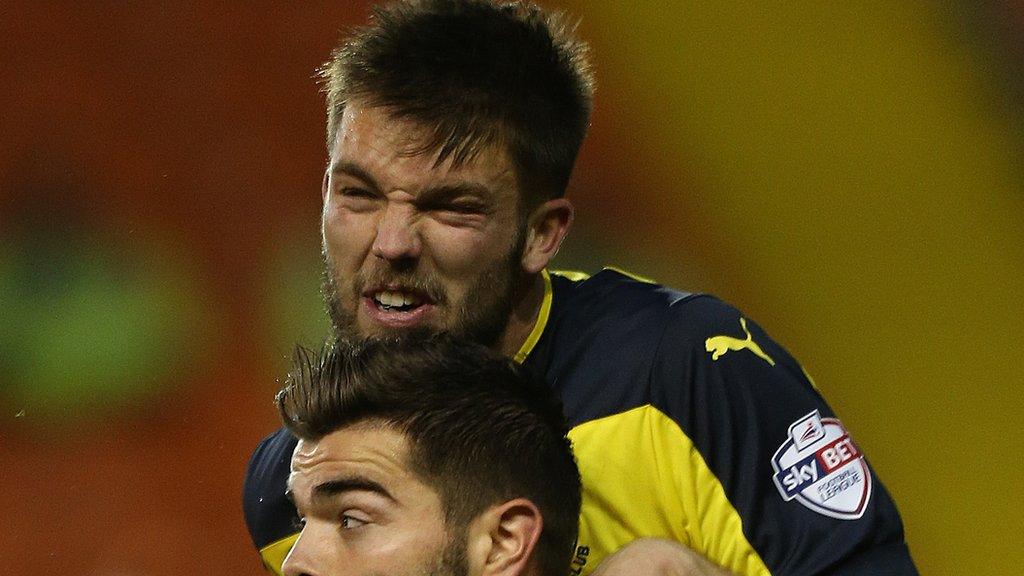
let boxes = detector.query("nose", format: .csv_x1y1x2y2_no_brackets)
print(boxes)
371,201,421,264
281,530,321,576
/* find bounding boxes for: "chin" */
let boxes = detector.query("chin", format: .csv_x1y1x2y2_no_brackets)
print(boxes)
357,321,444,342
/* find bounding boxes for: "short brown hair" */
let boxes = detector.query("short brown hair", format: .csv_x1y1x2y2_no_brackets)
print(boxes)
276,335,581,576
319,0,594,206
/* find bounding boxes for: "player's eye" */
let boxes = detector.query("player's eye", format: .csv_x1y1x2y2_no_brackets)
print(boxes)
340,513,368,530
340,187,375,198
444,202,484,214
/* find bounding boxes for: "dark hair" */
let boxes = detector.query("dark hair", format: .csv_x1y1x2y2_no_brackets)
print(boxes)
276,335,581,576
319,0,594,207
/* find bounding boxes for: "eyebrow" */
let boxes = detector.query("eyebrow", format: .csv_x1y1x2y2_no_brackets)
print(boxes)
330,160,381,191
312,476,396,503
285,474,396,506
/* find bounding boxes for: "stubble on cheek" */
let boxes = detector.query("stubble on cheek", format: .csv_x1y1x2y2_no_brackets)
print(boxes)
321,249,358,339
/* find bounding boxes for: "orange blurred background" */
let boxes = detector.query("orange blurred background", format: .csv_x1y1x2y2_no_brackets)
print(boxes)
2,2,1022,574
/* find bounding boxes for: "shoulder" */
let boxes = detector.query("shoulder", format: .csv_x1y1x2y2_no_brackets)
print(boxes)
549,267,741,329
537,268,757,423
550,267,696,312
645,291,821,426
245,427,297,483
243,427,298,550
541,266,818,419
548,267,760,359
546,267,702,348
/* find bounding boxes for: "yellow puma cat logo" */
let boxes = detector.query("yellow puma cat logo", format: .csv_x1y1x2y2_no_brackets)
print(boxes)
704,317,776,366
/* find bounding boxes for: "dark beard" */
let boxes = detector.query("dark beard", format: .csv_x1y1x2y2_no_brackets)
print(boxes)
321,232,524,349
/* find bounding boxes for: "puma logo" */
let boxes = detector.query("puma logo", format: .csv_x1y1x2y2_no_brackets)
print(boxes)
704,317,776,366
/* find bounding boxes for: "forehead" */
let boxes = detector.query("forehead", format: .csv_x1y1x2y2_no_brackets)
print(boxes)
330,102,519,197
288,422,416,496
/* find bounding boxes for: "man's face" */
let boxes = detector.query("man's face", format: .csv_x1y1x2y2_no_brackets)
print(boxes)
321,102,525,346
284,422,468,576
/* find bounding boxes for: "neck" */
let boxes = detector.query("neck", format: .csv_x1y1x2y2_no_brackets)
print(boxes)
496,271,547,359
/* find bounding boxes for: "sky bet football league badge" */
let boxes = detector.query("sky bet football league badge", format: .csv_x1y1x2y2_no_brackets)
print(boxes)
771,410,872,519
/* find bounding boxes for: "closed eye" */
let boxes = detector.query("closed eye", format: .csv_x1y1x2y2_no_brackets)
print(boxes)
337,187,380,213
340,187,377,199
436,202,486,214
415,195,491,216
415,183,494,217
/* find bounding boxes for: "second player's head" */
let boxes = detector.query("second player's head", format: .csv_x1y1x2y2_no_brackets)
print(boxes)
278,335,582,576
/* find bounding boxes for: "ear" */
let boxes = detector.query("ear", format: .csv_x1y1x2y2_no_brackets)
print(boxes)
466,498,544,576
322,168,331,202
520,198,574,275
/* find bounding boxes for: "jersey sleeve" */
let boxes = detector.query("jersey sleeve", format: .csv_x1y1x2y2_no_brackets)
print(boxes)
649,295,917,575
242,427,301,575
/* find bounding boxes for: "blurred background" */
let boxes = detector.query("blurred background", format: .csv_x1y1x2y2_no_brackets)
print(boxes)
2,1,1021,574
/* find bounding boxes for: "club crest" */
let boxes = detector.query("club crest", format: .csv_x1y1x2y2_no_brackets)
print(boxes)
771,410,872,519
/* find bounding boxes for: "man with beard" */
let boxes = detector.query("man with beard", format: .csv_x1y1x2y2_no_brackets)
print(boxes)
245,1,918,575
276,336,581,576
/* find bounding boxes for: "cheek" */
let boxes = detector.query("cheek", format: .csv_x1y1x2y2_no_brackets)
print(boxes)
350,519,448,572
424,224,514,277
323,209,375,265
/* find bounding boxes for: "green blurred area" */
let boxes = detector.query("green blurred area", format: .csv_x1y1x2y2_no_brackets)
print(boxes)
260,218,333,381
0,228,212,421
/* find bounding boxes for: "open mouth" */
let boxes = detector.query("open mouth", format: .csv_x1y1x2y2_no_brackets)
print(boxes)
371,289,429,313
361,285,439,329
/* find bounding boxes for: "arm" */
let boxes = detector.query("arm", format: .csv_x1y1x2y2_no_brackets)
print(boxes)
649,296,917,575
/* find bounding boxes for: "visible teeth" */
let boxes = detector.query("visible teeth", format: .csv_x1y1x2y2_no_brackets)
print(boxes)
375,290,423,308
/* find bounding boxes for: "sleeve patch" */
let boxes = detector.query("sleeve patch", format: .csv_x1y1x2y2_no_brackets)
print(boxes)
771,410,873,520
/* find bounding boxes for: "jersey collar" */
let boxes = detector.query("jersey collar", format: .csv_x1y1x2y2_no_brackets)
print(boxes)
512,268,552,364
